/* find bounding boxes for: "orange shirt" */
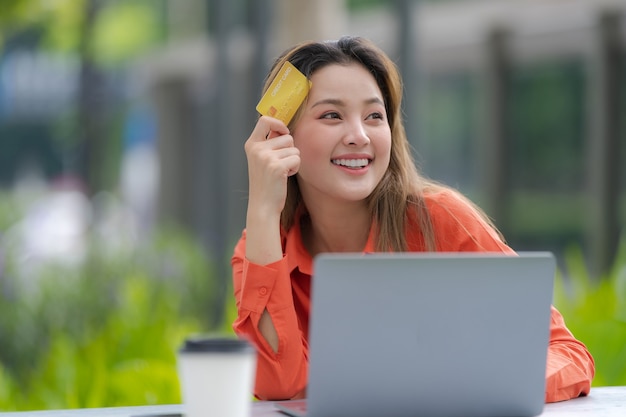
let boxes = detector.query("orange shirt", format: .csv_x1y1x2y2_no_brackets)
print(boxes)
231,190,594,403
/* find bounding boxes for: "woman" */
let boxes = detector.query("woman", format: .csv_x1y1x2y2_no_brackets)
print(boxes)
232,36,594,403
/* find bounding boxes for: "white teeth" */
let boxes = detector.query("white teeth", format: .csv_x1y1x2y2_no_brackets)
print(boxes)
332,158,369,168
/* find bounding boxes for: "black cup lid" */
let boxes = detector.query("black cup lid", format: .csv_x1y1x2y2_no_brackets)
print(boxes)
179,336,255,354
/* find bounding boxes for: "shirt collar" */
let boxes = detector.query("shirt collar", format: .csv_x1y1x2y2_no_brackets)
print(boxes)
285,212,377,276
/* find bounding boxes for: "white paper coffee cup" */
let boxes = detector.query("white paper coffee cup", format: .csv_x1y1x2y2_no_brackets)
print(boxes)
178,336,257,417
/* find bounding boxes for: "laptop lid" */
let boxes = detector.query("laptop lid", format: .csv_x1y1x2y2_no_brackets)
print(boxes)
283,252,555,417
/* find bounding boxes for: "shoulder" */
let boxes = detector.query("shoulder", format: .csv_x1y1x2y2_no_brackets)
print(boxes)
418,187,512,252
423,188,481,223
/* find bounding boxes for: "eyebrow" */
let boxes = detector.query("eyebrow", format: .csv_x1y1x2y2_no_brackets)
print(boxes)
311,97,384,108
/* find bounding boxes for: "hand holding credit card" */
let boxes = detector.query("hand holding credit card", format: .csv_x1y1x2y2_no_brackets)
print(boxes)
256,61,311,125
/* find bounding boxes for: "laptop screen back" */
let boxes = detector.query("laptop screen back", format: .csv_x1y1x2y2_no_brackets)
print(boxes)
303,252,555,417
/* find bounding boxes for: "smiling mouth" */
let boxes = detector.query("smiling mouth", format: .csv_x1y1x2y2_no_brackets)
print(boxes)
331,158,370,169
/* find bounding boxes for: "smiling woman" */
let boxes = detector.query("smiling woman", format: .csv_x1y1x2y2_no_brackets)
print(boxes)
231,36,595,404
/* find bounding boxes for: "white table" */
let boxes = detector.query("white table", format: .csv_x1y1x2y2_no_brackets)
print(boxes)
0,386,623,417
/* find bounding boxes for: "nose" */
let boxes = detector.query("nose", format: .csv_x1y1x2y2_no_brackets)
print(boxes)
343,119,370,146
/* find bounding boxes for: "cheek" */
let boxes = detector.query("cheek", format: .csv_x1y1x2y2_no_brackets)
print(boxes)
294,129,328,163
298,144,327,168
376,131,393,161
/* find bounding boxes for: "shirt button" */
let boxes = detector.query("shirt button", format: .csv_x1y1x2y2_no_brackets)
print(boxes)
259,287,268,296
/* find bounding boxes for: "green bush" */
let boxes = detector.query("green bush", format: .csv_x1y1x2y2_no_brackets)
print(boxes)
1,183,623,409
0,226,232,411
553,241,626,386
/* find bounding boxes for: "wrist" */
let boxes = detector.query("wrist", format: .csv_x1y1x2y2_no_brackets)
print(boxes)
246,204,282,229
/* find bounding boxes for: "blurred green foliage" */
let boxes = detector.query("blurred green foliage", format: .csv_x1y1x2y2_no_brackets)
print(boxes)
0,0,162,63
90,2,161,65
0,216,234,410
554,241,626,387
0,187,625,409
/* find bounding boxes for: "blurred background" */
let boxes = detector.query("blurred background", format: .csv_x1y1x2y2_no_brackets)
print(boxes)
0,0,625,410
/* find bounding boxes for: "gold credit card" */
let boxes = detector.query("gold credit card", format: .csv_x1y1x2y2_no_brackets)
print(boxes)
256,61,311,125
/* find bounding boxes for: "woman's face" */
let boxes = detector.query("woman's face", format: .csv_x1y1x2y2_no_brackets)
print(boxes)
292,63,392,206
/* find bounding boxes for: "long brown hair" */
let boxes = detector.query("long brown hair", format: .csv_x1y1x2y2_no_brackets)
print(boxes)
261,36,498,251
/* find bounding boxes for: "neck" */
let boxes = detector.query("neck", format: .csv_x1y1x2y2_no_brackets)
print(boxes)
301,202,371,257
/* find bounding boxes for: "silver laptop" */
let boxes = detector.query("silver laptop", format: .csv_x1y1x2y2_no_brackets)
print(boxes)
275,252,555,417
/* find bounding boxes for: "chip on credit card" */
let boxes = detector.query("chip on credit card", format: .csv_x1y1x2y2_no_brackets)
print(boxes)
256,61,311,125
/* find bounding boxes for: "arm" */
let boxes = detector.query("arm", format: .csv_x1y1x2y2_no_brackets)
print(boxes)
544,306,594,402
231,235,308,400
243,115,296,353
231,116,307,400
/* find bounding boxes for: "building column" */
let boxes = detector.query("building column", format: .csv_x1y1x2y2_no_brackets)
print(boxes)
274,0,348,53
586,11,623,276
480,27,511,228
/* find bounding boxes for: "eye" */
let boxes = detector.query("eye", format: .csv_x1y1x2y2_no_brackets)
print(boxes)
320,111,341,120
367,112,384,121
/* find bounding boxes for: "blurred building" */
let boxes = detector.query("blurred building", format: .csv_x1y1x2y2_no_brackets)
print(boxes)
409,0,625,275
0,0,624,279
0,50,74,184
142,0,624,277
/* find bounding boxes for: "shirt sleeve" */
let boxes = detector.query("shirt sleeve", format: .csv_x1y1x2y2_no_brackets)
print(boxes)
544,306,595,402
426,190,595,402
231,230,308,400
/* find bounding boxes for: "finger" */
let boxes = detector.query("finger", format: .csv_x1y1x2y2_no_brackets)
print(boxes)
250,116,289,142
266,133,295,151
273,153,300,178
270,145,299,160
267,130,281,140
